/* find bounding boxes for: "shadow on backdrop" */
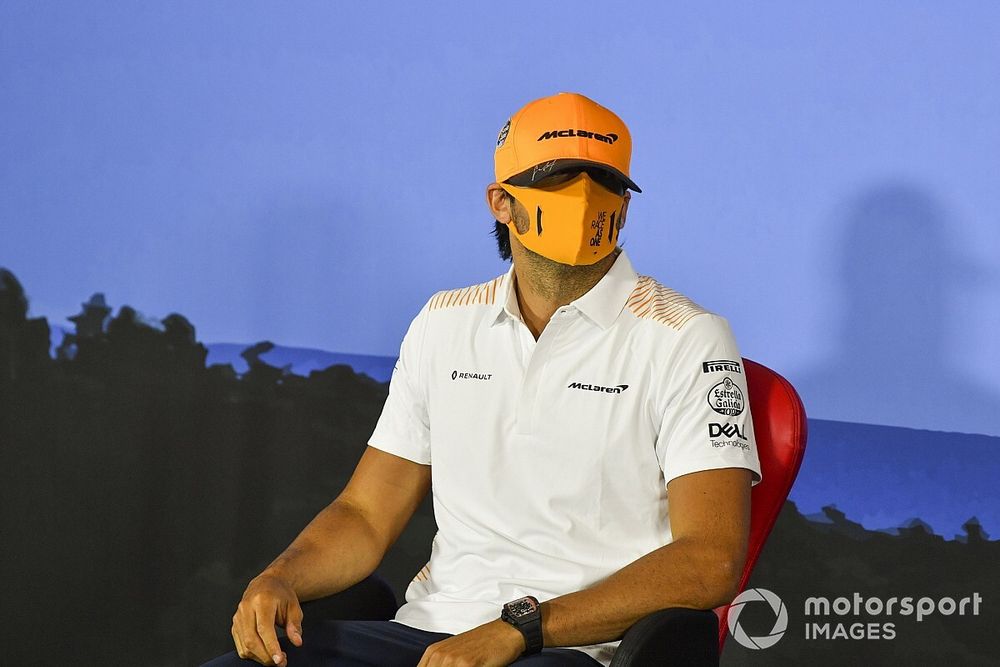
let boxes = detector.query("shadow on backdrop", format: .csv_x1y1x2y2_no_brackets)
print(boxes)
795,183,999,437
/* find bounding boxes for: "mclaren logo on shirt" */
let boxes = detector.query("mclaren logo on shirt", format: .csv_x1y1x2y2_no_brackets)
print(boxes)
567,382,629,394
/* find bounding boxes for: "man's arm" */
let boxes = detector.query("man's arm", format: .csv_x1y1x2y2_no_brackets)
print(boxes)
231,445,430,666
418,465,751,666
536,466,751,646
260,444,431,601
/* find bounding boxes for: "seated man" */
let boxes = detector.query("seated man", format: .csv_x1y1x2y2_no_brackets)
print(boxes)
204,92,761,667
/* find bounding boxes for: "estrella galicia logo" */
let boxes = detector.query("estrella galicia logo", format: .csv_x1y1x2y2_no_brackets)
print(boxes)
567,382,628,394
727,588,788,650
452,370,492,381
707,376,745,416
496,119,511,148
702,359,742,374
709,422,747,440
537,129,619,144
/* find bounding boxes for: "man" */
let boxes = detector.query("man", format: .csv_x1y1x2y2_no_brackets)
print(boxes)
206,92,761,667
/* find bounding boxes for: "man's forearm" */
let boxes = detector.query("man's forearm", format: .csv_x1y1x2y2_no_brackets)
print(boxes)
538,536,741,648
260,498,386,602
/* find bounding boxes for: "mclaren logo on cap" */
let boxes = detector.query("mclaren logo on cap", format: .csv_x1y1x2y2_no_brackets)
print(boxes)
538,129,619,144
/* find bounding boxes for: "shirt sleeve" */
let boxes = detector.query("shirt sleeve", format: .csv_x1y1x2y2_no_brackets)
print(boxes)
367,300,432,465
654,313,762,488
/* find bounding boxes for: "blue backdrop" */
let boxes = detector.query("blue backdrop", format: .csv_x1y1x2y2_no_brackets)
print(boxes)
4,1,997,436
3,0,998,572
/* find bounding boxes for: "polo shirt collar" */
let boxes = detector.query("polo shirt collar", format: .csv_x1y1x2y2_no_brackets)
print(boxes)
490,249,639,330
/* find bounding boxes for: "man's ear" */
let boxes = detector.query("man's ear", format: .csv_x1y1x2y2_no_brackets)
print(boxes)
487,183,512,224
618,191,631,230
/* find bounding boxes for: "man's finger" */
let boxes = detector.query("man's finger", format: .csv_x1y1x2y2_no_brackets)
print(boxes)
284,599,304,647
284,619,303,647
237,611,272,664
255,608,285,666
232,615,257,661
231,625,248,660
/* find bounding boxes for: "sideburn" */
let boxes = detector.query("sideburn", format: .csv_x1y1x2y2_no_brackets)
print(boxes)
507,193,531,235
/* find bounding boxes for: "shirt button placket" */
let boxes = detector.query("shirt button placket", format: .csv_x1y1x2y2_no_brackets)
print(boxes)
514,315,563,436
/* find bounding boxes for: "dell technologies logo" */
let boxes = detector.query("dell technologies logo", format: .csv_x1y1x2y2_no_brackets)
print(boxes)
567,382,629,394
709,421,751,451
709,422,748,440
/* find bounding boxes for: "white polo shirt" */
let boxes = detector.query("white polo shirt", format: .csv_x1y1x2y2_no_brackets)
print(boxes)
368,249,761,666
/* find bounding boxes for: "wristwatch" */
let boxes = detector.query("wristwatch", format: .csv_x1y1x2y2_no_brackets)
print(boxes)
501,595,543,656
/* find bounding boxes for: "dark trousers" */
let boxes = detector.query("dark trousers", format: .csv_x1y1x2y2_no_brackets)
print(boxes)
200,619,603,666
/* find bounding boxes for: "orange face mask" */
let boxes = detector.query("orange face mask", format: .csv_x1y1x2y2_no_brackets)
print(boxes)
499,173,626,266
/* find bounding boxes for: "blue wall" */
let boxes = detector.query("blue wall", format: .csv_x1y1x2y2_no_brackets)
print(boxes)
2,1,998,437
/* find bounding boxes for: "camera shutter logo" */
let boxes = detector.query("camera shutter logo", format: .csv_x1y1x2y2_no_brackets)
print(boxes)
727,588,788,650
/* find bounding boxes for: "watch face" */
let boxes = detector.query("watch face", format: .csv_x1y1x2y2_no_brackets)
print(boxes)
507,597,538,619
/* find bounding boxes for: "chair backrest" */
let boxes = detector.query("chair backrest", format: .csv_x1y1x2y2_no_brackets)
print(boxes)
713,358,808,653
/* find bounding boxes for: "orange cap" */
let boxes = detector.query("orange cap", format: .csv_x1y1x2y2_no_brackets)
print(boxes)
494,92,641,193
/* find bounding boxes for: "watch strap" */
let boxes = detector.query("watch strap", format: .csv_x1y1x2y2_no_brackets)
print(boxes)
502,596,543,656
519,613,543,654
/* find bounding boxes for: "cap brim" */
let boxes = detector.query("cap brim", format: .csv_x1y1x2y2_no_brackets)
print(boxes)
506,159,642,193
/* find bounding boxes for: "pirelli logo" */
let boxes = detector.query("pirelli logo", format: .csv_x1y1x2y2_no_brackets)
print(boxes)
702,359,742,374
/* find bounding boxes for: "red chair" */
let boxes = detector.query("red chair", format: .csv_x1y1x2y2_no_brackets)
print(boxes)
608,358,809,665
302,358,809,665
717,358,808,650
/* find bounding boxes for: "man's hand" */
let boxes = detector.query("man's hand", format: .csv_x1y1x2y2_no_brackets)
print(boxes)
417,618,526,667
231,573,304,666
224,448,430,664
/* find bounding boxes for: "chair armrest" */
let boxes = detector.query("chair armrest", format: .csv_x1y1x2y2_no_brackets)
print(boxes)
298,574,398,628
609,607,719,667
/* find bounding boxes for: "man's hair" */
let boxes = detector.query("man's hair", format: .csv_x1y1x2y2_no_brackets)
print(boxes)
492,221,512,262
492,190,515,261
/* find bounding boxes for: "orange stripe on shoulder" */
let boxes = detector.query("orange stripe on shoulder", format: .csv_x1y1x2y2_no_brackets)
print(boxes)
626,275,707,329
428,274,504,311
